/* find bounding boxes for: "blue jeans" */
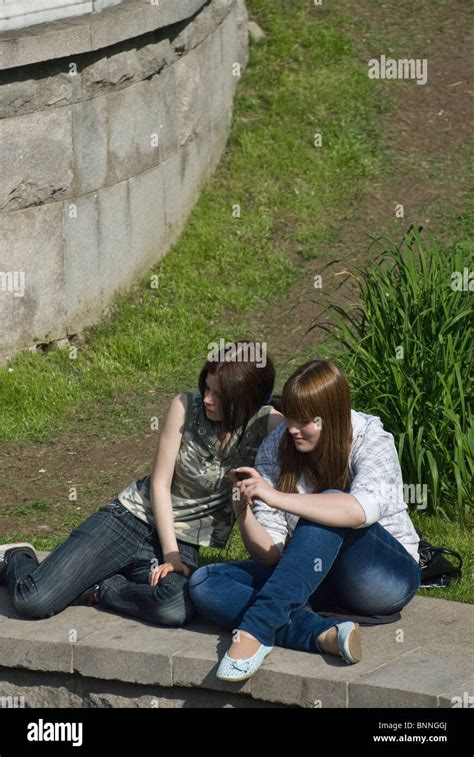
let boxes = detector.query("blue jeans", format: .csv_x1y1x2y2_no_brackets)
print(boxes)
3,500,199,625
189,511,421,653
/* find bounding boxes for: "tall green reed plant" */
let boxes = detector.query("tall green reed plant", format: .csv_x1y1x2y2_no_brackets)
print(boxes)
310,227,473,525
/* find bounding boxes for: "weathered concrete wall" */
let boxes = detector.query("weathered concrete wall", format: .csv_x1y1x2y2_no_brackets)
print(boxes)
0,667,289,707
0,591,471,709
0,1,122,33
0,0,249,361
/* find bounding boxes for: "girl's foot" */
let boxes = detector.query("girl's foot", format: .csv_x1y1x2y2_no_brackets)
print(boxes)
217,630,273,682
227,630,262,659
316,625,339,655
316,622,362,664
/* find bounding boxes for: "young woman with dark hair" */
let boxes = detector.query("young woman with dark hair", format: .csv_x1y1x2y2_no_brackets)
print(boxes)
189,359,421,679
0,342,282,626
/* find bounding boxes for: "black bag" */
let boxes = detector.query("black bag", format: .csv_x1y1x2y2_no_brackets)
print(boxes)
417,532,463,588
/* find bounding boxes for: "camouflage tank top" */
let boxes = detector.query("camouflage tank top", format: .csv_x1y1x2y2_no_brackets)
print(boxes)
117,389,273,547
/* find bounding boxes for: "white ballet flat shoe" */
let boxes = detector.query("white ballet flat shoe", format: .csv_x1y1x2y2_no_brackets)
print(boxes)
216,642,273,681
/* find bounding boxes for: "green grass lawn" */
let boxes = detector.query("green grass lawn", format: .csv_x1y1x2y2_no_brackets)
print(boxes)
0,0,387,444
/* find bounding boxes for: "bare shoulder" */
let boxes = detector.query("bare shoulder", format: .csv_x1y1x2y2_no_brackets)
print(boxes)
174,391,189,408
163,392,189,429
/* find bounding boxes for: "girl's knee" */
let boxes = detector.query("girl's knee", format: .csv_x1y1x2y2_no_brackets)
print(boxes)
338,576,419,616
188,566,217,612
188,565,211,591
13,591,56,619
154,599,195,626
152,574,196,626
188,562,237,594
294,518,348,538
380,585,420,614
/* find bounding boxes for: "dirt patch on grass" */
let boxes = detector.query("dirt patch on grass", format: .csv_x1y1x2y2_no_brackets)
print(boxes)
0,394,170,539
247,0,473,363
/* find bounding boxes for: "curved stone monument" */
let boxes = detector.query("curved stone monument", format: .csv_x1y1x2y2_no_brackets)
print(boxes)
0,0,249,361
0,1,122,32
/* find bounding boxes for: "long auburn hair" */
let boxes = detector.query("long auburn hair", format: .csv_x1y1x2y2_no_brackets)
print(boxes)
277,360,352,493
198,341,275,444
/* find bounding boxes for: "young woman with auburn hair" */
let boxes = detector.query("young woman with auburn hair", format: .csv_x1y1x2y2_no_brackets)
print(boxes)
189,359,421,679
0,343,282,627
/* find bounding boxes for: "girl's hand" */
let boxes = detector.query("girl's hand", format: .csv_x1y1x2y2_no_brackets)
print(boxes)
231,467,281,509
149,555,191,586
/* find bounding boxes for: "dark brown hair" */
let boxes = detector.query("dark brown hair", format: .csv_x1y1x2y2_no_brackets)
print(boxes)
277,359,352,493
198,341,275,440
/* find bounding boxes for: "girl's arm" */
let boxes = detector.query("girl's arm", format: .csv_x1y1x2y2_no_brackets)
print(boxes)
265,489,366,527
231,423,288,565
259,417,406,530
149,393,189,582
233,495,283,566
237,468,366,528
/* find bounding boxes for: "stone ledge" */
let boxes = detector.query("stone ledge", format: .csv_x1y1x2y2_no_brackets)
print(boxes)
0,0,209,70
0,578,471,708
0,0,238,121
0,1,122,34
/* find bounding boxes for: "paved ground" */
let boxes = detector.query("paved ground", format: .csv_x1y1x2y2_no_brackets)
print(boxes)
0,561,472,708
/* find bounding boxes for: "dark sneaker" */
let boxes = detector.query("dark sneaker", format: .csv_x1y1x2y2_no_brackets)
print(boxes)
0,543,38,584
0,543,37,563
70,585,101,607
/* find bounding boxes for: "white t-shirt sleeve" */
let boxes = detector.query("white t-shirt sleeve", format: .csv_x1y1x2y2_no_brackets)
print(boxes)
350,418,405,528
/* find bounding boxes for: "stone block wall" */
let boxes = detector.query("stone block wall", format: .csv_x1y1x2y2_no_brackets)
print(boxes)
0,0,249,361
0,1,122,33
